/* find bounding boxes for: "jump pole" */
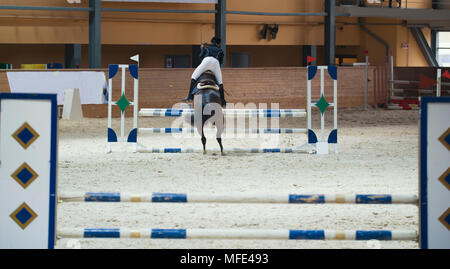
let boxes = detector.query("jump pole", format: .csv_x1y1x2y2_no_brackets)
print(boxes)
138,128,307,134
58,228,417,241
59,192,418,204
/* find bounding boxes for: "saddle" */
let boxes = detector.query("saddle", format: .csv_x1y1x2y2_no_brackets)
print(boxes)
196,71,219,91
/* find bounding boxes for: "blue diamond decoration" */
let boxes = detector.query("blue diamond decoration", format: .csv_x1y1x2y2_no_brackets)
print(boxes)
18,128,34,144
439,167,450,191
17,168,33,184
10,203,38,230
438,128,450,151
12,122,39,149
11,163,38,189
16,208,32,224
439,208,450,231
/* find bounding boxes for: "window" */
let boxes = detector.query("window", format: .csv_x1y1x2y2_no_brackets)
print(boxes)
164,55,190,68
230,53,250,68
437,32,450,67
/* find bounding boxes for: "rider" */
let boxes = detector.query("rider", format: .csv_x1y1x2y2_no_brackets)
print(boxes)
182,36,227,106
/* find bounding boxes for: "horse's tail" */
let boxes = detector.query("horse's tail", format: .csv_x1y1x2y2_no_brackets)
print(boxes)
205,103,216,116
188,114,195,126
184,105,213,126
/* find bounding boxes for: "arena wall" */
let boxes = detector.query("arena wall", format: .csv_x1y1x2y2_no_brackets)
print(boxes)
0,66,374,118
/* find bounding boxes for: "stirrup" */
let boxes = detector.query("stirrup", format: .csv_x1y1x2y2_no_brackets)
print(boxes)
182,96,193,102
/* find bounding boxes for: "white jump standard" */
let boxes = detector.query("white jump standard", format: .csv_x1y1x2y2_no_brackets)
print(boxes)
106,65,338,154
107,64,139,153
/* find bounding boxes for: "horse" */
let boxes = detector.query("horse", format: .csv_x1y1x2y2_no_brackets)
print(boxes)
190,71,225,154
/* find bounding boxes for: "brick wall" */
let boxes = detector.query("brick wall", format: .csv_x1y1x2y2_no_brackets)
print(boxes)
0,66,374,118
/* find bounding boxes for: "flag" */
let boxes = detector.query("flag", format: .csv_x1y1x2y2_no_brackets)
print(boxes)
419,74,437,89
307,56,316,64
130,54,139,63
442,70,450,79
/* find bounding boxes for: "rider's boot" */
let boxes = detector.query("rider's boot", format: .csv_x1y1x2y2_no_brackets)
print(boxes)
219,84,227,107
181,79,197,102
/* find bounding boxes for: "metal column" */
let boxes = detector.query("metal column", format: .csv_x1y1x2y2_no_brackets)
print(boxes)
324,0,335,66
410,27,439,67
431,30,437,60
302,45,317,66
215,0,226,67
65,44,82,68
89,0,101,68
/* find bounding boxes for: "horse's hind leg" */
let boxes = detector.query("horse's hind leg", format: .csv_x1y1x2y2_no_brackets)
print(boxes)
201,134,207,154
216,137,224,155
201,125,207,154
215,115,224,155
195,119,206,154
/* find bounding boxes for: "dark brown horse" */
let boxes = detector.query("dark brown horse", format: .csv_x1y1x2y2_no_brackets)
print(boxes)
192,71,224,154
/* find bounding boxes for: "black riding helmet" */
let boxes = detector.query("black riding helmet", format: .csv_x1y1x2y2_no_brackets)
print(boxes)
211,37,221,46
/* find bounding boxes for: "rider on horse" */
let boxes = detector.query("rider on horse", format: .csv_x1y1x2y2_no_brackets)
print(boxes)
182,36,227,107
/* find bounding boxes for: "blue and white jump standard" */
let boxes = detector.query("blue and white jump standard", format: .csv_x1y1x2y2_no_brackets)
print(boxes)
307,65,338,154
107,64,139,153
106,65,338,154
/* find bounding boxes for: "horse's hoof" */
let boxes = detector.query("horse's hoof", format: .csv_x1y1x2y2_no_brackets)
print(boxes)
221,152,225,156
203,151,207,155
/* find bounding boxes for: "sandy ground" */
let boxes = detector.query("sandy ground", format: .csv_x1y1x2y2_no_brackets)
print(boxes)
55,107,420,249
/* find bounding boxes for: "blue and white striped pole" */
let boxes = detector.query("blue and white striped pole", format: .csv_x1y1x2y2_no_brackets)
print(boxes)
59,192,418,204
58,228,418,241
135,147,308,153
138,128,307,134
139,108,306,118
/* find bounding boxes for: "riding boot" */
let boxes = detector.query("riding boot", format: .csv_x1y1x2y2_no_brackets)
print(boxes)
181,79,197,102
219,84,227,107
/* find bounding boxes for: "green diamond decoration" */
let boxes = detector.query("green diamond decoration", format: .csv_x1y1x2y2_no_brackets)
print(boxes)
115,93,131,114
315,94,330,115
